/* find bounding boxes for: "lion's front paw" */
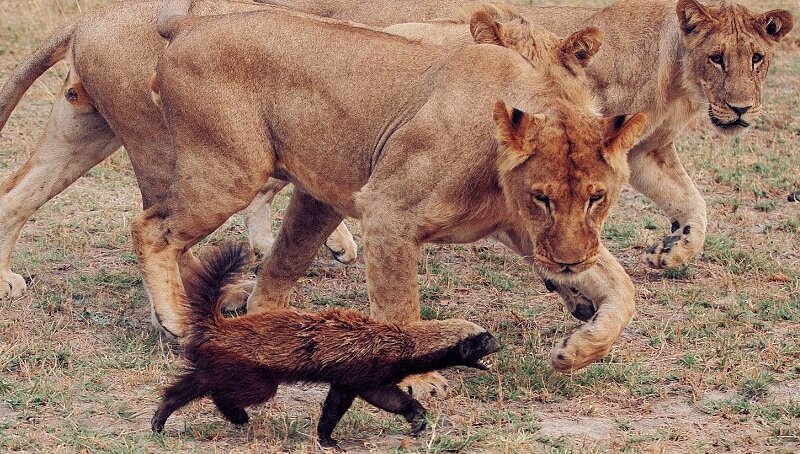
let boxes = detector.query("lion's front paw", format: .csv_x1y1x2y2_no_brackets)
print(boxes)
544,279,596,322
325,222,358,264
0,269,27,298
644,222,702,269
549,332,612,373
398,372,449,400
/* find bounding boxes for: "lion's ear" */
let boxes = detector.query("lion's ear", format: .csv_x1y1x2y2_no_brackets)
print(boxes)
470,9,532,50
676,0,716,35
560,27,603,68
604,113,647,164
493,101,545,171
757,10,794,42
471,10,506,46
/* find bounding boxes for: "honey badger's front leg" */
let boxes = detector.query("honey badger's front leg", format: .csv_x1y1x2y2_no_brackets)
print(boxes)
544,245,635,372
318,385,427,450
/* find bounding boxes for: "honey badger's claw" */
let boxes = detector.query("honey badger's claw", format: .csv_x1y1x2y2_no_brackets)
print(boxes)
318,436,344,451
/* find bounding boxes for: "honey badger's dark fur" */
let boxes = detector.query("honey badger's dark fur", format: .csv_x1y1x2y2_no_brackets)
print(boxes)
152,242,499,449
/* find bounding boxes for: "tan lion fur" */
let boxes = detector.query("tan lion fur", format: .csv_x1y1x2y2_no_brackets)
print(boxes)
135,2,646,382
0,0,359,301
258,0,793,271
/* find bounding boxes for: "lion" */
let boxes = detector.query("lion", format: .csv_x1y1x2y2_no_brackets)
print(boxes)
4,0,790,302
259,0,794,270
0,0,359,300
136,0,646,402
0,1,646,399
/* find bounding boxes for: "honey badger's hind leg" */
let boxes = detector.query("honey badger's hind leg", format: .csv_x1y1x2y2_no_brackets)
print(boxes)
209,372,278,425
318,385,357,450
0,78,119,298
211,396,250,425
151,370,207,432
359,385,427,435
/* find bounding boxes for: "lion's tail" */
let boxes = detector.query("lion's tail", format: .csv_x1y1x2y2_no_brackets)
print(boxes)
181,242,251,338
156,0,193,41
0,16,78,135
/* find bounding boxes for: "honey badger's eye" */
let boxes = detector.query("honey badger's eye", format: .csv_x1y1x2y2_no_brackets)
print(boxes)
752,53,764,64
709,54,724,66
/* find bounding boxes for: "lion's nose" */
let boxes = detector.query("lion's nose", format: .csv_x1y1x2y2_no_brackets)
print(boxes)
727,103,752,116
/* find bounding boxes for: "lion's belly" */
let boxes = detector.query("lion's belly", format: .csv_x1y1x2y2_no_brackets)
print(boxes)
274,156,368,219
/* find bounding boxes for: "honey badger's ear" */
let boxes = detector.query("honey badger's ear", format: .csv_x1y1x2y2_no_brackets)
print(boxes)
756,10,794,42
560,26,603,68
603,113,647,167
493,101,545,172
676,0,716,35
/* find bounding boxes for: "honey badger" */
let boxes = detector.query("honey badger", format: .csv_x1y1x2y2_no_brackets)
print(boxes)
151,242,500,449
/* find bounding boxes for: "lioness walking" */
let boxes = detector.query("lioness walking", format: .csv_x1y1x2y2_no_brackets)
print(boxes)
135,0,647,402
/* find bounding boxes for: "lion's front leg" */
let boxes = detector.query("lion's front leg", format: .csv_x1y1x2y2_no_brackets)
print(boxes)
361,213,448,399
546,245,635,372
629,142,707,269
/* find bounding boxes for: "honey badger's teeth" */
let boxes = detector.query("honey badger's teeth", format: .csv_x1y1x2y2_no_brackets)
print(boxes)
477,359,493,370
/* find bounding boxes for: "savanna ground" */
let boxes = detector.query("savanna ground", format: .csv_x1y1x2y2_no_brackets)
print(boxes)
0,0,799,452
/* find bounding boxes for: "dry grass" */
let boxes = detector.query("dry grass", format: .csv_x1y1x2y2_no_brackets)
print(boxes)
1,0,799,452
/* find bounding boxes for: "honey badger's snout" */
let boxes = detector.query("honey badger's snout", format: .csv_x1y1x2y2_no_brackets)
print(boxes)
457,331,501,370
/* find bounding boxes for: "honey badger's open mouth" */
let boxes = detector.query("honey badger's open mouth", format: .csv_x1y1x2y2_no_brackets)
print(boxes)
465,332,501,370
473,357,495,371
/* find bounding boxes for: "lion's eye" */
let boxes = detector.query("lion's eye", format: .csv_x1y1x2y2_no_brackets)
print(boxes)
752,53,764,65
709,54,724,67
532,193,551,210
588,192,605,205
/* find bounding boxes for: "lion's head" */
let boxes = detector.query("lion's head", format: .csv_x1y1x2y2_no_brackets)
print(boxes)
470,5,603,112
493,101,647,276
677,0,793,134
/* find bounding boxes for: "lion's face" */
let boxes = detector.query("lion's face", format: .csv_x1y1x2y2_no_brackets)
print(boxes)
493,102,647,276
677,0,793,134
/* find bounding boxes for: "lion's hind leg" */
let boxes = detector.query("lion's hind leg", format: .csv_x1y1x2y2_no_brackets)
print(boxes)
132,121,276,337
0,77,119,298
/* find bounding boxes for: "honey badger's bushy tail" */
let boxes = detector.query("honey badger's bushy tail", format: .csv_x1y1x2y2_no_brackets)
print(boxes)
181,242,251,335
156,0,193,40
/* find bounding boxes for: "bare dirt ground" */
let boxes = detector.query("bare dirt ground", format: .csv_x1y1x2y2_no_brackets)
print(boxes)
0,0,798,452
